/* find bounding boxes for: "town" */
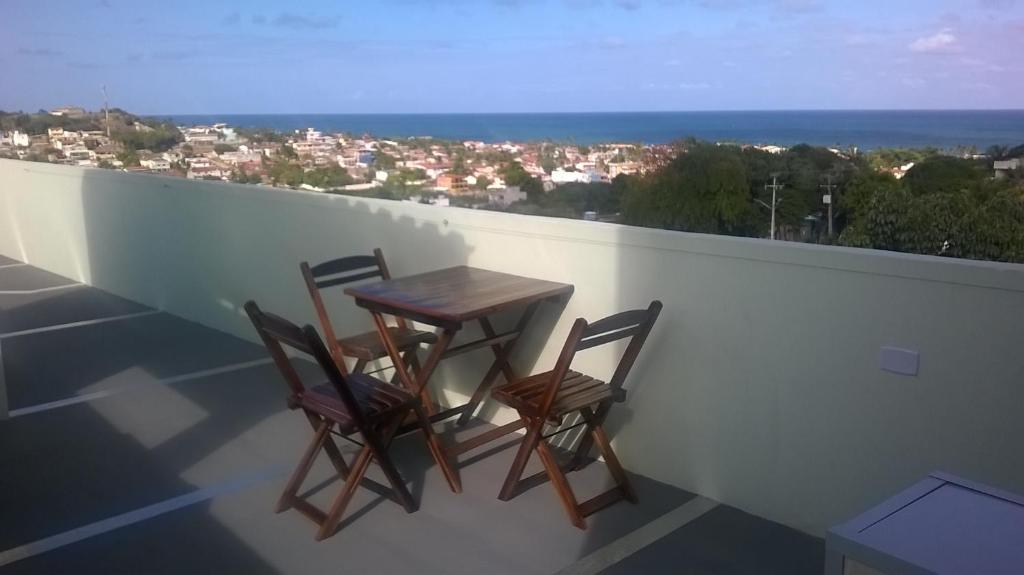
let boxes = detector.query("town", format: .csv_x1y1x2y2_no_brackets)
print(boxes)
0,106,826,219
2,106,1022,262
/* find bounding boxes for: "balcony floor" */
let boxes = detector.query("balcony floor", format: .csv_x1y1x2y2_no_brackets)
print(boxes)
0,257,823,574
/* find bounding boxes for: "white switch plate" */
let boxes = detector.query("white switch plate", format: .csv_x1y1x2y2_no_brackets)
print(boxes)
879,346,919,376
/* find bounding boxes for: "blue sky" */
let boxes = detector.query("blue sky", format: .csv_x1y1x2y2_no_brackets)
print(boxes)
1,0,1021,113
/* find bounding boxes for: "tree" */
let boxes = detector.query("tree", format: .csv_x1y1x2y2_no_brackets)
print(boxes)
117,149,139,167
375,152,397,170
622,143,757,235
902,156,987,196
303,165,354,189
278,144,298,160
267,160,303,187
214,143,237,154
839,160,1024,263
500,162,543,200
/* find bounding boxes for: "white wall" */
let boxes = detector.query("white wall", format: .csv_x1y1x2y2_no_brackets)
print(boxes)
3,159,1024,536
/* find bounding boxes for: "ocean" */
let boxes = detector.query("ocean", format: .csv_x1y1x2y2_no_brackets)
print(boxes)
161,110,1024,150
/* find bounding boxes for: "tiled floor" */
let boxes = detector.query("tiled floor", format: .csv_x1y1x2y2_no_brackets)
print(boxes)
0,260,823,574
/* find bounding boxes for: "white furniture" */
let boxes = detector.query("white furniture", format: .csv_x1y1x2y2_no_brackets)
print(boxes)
826,472,1024,575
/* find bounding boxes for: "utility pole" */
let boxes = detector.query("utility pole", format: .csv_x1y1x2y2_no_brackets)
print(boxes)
758,176,784,240
820,175,837,238
101,85,110,138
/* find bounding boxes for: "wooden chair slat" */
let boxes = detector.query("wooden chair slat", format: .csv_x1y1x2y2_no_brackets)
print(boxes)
582,309,651,338
576,325,642,351
315,269,384,289
309,255,380,278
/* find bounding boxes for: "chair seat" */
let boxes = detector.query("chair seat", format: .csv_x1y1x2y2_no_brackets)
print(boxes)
298,373,415,432
337,326,437,360
493,370,624,420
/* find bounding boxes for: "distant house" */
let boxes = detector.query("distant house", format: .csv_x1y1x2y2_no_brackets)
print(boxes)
49,106,87,118
10,131,30,147
187,165,225,180
488,186,527,208
551,168,601,184
356,149,376,167
886,162,915,180
140,158,171,171
436,173,468,194
994,158,1021,179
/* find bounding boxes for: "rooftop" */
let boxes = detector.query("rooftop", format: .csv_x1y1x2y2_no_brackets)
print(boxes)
0,257,820,573
3,158,1024,573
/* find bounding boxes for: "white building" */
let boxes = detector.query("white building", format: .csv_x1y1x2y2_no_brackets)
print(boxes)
994,158,1021,179
488,186,528,208
140,158,171,171
551,168,601,184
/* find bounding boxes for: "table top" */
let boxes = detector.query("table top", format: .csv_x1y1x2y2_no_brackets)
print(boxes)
828,472,1024,575
345,265,574,324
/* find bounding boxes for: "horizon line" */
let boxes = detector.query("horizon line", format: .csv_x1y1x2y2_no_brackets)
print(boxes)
147,108,1024,117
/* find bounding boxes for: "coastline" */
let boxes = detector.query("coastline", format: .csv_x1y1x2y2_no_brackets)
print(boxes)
154,110,1024,150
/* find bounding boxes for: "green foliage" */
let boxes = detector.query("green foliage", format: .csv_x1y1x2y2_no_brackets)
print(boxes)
507,182,620,218
865,147,938,171
267,160,304,187
303,165,354,189
0,111,100,135
500,162,543,200
475,176,492,190
278,145,298,160
214,143,237,154
901,156,988,196
839,159,1024,262
375,152,397,170
623,143,758,235
235,128,286,143
113,121,182,153
117,149,139,167
232,169,262,185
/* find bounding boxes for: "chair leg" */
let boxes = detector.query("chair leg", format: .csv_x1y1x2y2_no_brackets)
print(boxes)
413,404,462,493
589,421,638,504
569,403,610,471
498,418,542,501
366,414,418,513
316,445,374,541
305,412,350,476
352,358,369,374
278,420,331,513
536,439,587,529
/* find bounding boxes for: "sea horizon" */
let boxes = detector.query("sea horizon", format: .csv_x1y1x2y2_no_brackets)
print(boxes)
156,110,1024,150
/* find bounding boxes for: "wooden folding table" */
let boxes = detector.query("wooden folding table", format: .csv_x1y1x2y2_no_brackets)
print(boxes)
345,265,574,486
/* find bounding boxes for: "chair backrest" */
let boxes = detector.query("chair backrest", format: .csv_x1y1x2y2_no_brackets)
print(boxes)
538,300,663,417
244,300,371,430
299,248,408,364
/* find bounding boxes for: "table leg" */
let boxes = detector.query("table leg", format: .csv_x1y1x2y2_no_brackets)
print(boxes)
455,301,540,426
370,311,461,487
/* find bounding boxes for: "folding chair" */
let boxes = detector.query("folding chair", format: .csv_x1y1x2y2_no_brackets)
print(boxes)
300,248,436,378
491,301,662,529
244,301,458,541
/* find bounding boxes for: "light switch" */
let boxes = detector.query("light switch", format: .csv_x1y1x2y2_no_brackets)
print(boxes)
879,346,919,376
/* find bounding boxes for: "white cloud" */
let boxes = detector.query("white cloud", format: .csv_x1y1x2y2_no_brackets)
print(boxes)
909,29,959,53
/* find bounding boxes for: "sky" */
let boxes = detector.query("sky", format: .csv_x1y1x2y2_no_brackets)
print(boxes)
1,0,1022,114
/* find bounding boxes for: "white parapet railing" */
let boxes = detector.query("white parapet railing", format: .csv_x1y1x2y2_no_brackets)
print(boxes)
2,158,1024,536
